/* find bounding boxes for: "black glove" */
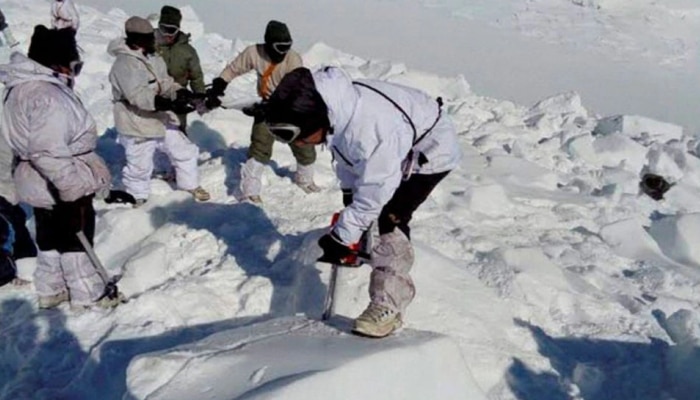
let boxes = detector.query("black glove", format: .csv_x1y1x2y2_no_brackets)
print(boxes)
242,102,268,120
317,231,355,264
172,89,196,115
204,94,222,110
204,78,228,110
209,77,228,97
341,188,353,207
154,95,173,111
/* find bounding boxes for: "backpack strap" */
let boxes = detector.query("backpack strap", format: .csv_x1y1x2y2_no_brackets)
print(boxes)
353,81,417,144
353,82,442,147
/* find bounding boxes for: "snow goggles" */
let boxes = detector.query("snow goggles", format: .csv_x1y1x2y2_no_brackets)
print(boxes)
266,123,302,144
272,41,292,54
158,23,180,36
70,60,84,76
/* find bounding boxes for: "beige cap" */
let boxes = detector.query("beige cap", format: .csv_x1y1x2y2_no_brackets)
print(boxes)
125,16,154,34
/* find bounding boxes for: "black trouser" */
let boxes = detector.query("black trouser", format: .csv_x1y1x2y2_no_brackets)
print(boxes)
0,196,36,260
34,195,95,253
378,171,450,239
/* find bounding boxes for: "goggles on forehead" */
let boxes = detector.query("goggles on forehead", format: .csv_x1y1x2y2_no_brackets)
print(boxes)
70,60,84,76
272,41,292,54
158,23,180,36
266,123,302,144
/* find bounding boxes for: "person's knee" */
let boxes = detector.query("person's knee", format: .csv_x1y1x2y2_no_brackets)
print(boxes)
292,145,316,165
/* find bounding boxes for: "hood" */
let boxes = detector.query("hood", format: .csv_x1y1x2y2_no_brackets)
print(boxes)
107,37,150,62
0,52,66,89
312,67,358,135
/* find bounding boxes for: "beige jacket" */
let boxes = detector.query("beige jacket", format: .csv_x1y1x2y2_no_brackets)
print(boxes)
219,44,303,100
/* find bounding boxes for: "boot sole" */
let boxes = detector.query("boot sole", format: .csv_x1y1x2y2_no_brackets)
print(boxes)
352,318,402,338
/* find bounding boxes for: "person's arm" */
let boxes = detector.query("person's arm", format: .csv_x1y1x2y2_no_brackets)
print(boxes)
219,46,256,83
334,131,404,245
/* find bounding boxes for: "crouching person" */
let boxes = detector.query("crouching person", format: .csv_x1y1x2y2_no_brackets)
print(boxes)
265,67,461,337
108,16,210,206
0,26,119,309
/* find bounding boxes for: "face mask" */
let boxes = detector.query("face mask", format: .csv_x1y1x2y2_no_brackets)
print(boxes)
264,42,287,63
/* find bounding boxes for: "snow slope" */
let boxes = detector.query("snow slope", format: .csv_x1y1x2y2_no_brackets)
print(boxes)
0,1,699,399
82,0,700,135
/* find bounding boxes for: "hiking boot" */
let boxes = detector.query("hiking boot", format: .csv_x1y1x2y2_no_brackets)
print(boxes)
95,292,125,308
352,303,402,338
38,290,70,309
188,187,211,202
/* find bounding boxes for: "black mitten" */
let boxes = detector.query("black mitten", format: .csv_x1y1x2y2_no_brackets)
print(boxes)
209,77,228,96
172,89,196,114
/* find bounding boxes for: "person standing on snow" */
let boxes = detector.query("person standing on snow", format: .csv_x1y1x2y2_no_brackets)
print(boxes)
204,20,318,203
156,5,205,134
0,26,118,309
264,67,461,338
51,0,80,33
0,8,19,47
108,16,210,205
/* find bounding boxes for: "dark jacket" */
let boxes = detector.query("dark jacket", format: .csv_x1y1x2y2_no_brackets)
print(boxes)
157,32,205,94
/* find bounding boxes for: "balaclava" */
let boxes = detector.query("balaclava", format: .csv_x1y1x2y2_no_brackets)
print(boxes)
125,16,156,56
263,20,292,64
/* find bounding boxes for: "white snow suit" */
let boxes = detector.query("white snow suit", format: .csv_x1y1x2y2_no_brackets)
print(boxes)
0,52,111,305
313,66,461,312
108,38,200,200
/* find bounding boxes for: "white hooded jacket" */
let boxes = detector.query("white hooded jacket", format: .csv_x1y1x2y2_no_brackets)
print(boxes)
0,52,111,209
51,0,80,31
108,38,180,139
0,133,16,204
313,67,461,244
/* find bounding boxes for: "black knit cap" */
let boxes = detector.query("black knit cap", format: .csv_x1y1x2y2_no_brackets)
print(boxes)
28,25,80,69
265,67,330,137
159,5,182,27
264,20,292,44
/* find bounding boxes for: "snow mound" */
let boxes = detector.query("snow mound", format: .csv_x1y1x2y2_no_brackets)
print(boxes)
125,317,486,400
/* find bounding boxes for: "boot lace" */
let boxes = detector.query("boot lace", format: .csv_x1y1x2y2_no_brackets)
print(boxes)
359,304,396,323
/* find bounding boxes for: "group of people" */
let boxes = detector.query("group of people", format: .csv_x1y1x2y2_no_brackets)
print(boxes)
0,3,462,338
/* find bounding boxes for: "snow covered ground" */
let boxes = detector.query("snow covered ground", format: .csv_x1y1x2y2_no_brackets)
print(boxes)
1,0,699,399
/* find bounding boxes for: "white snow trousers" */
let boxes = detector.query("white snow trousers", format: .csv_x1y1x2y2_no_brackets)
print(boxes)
34,250,104,305
240,158,265,198
119,129,199,200
368,230,416,313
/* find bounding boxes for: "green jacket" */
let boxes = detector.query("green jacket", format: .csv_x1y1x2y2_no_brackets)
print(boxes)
157,32,205,94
